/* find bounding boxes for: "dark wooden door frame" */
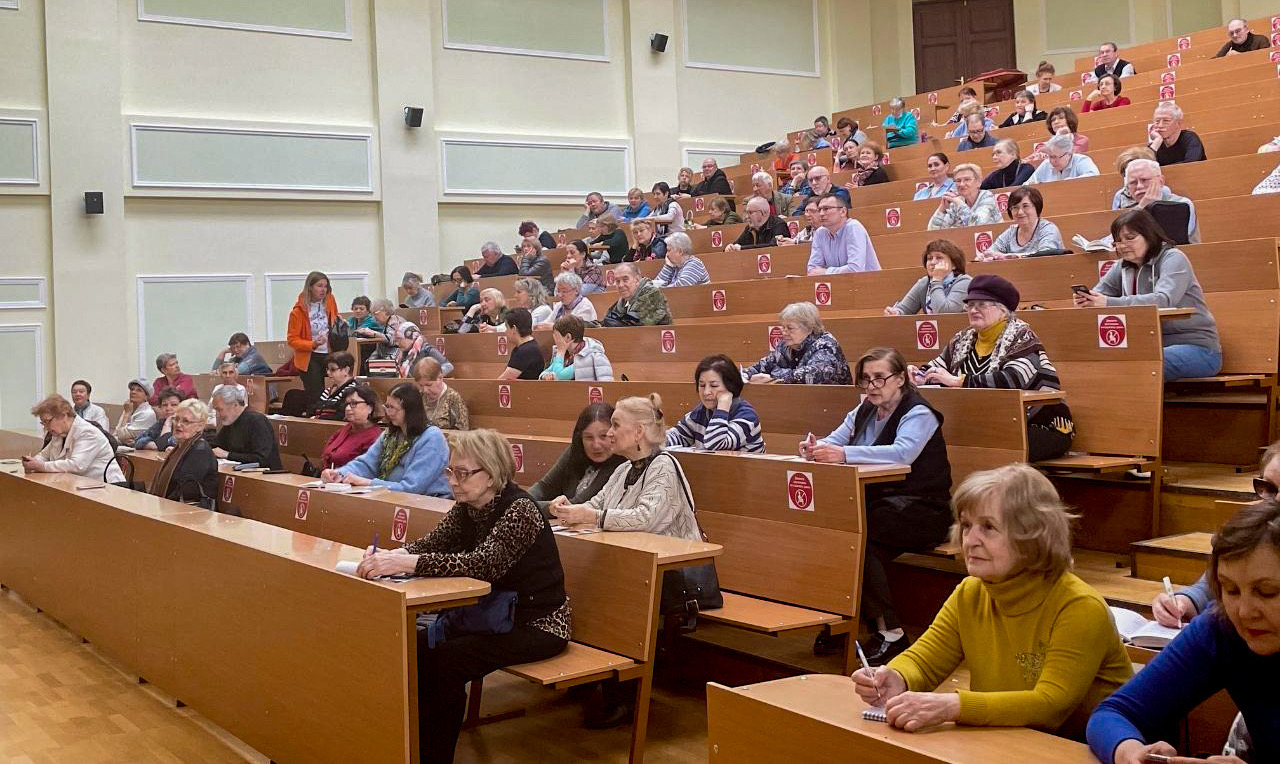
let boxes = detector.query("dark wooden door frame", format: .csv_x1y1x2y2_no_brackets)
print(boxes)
912,0,1016,94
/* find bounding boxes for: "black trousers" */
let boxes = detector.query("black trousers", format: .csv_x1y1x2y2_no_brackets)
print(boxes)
299,351,328,405
1028,423,1073,462
417,625,567,764
862,495,952,631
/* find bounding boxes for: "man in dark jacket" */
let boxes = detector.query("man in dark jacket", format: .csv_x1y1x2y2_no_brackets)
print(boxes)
726,197,790,251
474,241,518,277
210,386,282,469
691,158,733,197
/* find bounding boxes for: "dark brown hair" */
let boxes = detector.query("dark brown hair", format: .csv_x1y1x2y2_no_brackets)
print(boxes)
1098,73,1122,96
553,314,586,342
387,381,428,439
1046,106,1079,134
854,347,914,393
693,354,744,397
921,239,967,275
1209,499,1280,604
1109,208,1175,264
1007,186,1044,217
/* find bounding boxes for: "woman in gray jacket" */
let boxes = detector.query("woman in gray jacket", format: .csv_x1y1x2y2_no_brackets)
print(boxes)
539,315,613,381
885,240,972,316
1074,208,1221,381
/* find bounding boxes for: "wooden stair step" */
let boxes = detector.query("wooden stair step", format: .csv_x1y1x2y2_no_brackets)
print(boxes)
1130,532,1212,585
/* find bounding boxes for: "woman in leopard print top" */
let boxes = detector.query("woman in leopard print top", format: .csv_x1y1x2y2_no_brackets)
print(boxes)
358,428,569,764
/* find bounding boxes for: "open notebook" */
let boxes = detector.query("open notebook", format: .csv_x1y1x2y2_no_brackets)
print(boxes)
1110,605,1182,649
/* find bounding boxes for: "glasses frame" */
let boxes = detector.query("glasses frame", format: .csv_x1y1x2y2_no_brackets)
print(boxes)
1255,477,1278,499
855,374,899,391
445,465,487,482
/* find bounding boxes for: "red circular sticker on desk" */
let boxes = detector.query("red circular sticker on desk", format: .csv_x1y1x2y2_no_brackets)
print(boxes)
295,489,310,521
418,308,430,326
788,220,800,236
768,325,785,350
916,320,939,350
928,92,938,104
1161,71,1177,85
1273,32,1280,46
660,329,677,354
496,335,508,356
221,475,235,503
277,424,288,447
806,152,818,165
1272,15,1280,30
910,108,920,119
498,384,511,409
757,253,772,274
787,471,815,511
1177,36,1191,50
511,443,524,473
984,106,999,119
711,230,723,248
1160,84,1175,100
1098,314,1128,348
1081,72,1095,85
391,506,408,543
996,193,1009,214
872,104,882,116
750,163,762,174
881,152,891,165
605,269,617,286
435,336,446,353
973,231,993,252
588,385,604,403
1069,90,1082,101
885,207,901,228
1166,54,1181,69
557,233,567,244
694,196,705,211
711,289,727,311
814,282,832,306
1272,50,1280,63
1099,259,1116,278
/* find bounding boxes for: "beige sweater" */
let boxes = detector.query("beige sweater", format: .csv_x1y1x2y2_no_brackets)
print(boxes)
584,451,701,540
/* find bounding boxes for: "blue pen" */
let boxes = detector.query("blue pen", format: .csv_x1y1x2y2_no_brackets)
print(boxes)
372,533,380,556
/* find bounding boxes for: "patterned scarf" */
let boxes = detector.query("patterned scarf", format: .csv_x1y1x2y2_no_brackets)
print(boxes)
377,431,414,479
948,316,1042,369
850,159,881,187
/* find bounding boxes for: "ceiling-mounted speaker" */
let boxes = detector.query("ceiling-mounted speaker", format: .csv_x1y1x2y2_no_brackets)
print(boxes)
650,33,668,53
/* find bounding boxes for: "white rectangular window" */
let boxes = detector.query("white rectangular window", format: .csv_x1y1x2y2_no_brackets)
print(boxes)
137,276,253,378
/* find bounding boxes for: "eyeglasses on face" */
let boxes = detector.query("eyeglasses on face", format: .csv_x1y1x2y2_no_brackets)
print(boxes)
966,300,1000,310
856,375,897,390
444,465,487,482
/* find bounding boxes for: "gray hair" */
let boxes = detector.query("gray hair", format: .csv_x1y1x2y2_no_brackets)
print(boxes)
751,171,774,187
480,241,503,257
701,157,719,169
514,277,549,307
665,232,693,256
554,271,583,292
1154,101,1184,121
585,191,603,203
746,196,770,214
1124,158,1161,179
370,297,395,314
995,137,1021,160
1045,133,1074,155
401,271,422,287
614,262,640,278
889,97,905,110
154,353,177,372
779,302,824,333
212,385,246,406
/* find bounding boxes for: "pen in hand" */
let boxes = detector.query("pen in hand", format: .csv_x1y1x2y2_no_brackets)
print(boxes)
856,640,882,707
1162,576,1181,629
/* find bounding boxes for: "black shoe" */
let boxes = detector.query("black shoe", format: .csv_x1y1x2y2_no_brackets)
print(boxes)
862,632,911,666
584,700,634,729
812,629,848,656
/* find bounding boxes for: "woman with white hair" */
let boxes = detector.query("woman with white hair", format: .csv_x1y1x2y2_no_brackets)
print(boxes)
926,163,1001,230
460,288,508,333
882,97,918,148
854,464,1131,737
150,398,218,504
743,302,852,385
545,271,598,329
401,272,436,308
511,277,554,326
1026,133,1100,184
653,232,710,288
980,139,1035,190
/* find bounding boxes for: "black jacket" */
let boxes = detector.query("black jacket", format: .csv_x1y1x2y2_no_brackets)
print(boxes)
850,388,951,505
165,439,220,503
527,447,626,516
734,215,790,249
214,409,283,469
692,169,733,197
476,255,519,277
981,161,1034,190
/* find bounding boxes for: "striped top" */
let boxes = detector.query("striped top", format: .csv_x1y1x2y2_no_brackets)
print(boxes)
665,398,765,453
654,255,711,288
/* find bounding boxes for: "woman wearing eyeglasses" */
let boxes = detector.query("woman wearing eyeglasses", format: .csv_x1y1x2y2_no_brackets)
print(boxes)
320,382,451,497
798,347,953,663
150,398,218,504
356,428,570,764
24,394,125,483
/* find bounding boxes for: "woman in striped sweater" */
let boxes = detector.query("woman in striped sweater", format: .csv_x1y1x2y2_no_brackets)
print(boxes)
666,354,765,453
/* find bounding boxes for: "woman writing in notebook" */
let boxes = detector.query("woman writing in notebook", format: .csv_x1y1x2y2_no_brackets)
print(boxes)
852,464,1132,739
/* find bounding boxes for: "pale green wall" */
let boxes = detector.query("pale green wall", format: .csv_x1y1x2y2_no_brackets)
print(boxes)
138,0,350,35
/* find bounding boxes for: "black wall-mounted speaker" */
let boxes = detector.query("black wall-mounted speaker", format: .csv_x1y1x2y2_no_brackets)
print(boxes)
84,191,104,215
403,106,424,128
650,33,668,53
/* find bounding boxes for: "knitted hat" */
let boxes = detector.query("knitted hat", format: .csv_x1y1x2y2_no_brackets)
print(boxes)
965,274,1020,312
128,378,154,397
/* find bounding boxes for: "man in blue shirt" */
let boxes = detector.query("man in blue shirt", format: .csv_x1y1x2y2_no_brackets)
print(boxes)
806,194,880,275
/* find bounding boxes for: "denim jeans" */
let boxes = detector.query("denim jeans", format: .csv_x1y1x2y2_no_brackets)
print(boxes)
1163,344,1222,381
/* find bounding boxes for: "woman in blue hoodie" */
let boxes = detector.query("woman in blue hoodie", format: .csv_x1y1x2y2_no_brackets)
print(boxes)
666,354,765,452
321,382,451,497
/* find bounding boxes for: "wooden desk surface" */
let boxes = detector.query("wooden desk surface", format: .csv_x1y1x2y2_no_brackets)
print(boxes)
706,674,1096,763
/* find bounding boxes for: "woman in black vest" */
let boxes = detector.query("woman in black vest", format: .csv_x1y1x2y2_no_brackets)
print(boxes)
357,428,570,764
800,347,952,664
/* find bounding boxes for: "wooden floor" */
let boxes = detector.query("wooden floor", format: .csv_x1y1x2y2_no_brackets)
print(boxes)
0,587,709,763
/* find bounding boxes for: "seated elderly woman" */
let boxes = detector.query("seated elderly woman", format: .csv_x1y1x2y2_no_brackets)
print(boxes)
400,271,436,308
413,357,469,431
626,218,667,262
654,232,710,288
149,398,218,504
150,352,197,405
927,163,1001,230
912,274,1075,461
347,296,378,332
978,187,1066,260
540,315,613,381
459,287,509,333
882,97,919,148
321,382,450,496
602,263,672,327
527,402,625,513
687,197,742,229
980,138,1035,190
24,394,124,483
855,464,1132,737
135,388,182,451
442,266,480,310
1075,208,1221,381
847,141,890,187
803,348,953,658
999,89,1047,127
1088,499,1280,762
544,271,598,330
511,277,554,326
743,302,852,385
780,159,812,196
912,153,956,201
1083,73,1130,113
885,240,972,316
586,213,629,267
1026,133,1100,184
308,351,360,420
559,240,606,296
356,428,570,762
353,297,403,360
667,354,765,453
394,322,453,379
114,378,157,446
321,385,383,470
515,238,555,293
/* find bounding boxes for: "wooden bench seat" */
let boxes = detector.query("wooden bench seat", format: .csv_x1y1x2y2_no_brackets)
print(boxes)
502,642,637,688
1037,454,1156,472
697,591,844,633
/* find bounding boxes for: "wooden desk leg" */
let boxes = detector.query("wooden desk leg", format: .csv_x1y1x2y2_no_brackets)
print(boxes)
464,678,485,728
406,611,421,764
627,667,653,764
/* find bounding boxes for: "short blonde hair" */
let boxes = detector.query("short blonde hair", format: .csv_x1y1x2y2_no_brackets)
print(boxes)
480,287,506,311
412,356,443,382
951,463,1076,579
614,394,666,450
952,163,983,181
597,212,619,232
176,398,210,424
447,428,516,492
779,301,824,333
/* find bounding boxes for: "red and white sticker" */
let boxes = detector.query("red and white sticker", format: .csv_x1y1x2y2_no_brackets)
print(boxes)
914,182,928,193
1166,54,1181,69
605,269,617,286
767,325,785,350
470,259,482,271
710,230,723,249
511,443,524,473
806,152,818,165
792,140,801,152
973,230,994,252
984,106,999,119
1161,70,1177,85
872,104,883,116
498,384,511,409
276,423,288,447
588,385,604,403
1081,72,1096,84
1159,84,1176,100
1098,314,1128,348
1272,31,1280,46
1099,259,1117,278
295,489,310,521
916,320,939,351
1177,36,1191,50
1272,50,1280,63
660,329,677,353
221,475,235,503
1033,141,1046,154
881,152,891,165
694,196,705,211
418,308,431,326
786,471,815,511
557,232,567,244
711,289,727,311
757,253,772,274
910,107,921,119
814,282,832,306
996,193,1010,214
435,336,446,353
496,335,508,356
1069,90,1083,101
788,220,800,236
885,207,902,228
928,92,938,104
1272,15,1280,31
391,506,409,543
749,163,762,174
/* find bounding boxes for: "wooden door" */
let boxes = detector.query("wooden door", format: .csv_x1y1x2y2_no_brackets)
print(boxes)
913,0,1016,94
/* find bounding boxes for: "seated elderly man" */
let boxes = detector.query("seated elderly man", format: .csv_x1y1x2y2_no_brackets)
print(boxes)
576,191,621,227
1215,17,1270,57
1026,133,1100,184
1148,102,1206,166
474,241,518,277
210,385,282,469
691,157,733,197
807,193,880,275
956,112,997,152
727,196,791,251
802,165,850,208
1113,158,1201,244
654,233,710,287
749,171,794,217
882,97,918,148
211,332,273,375
602,262,672,326
1094,41,1135,78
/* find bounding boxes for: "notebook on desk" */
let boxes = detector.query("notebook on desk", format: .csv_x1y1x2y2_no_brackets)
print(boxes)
862,706,887,723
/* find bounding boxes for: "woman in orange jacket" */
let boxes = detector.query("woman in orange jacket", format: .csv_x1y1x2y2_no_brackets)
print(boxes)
287,271,340,405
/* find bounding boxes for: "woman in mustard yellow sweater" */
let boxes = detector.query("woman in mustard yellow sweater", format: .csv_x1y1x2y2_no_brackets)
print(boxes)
852,463,1132,739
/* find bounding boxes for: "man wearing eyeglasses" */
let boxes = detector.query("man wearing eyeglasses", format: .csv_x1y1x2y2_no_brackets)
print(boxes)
1025,133,1100,185
1150,440,1280,628
805,193,880,275
1214,18,1270,57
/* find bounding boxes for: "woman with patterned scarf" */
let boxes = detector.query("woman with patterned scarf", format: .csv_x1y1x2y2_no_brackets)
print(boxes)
320,382,452,497
912,274,1074,461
